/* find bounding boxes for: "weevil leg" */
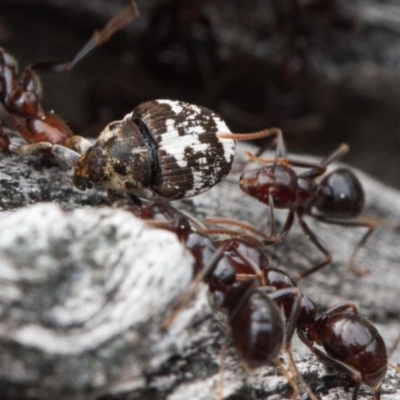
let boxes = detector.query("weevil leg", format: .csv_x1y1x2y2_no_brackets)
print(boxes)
51,144,81,167
14,142,53,156
64,135,93,154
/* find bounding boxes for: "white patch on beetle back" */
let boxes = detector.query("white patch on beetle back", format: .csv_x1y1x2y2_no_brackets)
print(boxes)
190,126,206,134
157,99,183,114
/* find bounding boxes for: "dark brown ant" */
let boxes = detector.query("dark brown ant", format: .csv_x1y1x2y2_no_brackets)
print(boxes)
126,201,389,399
239,129,376,279
0,1,139,151
297,299,387,400
128,201,306,396
215,233,388,400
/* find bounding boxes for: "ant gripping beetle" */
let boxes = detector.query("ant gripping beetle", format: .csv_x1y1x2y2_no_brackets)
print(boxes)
239,129,376,279
0,1,140,152
15,100,281,205
0,1,281,206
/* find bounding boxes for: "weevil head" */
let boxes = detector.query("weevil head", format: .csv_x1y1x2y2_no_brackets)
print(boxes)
72,115,153,196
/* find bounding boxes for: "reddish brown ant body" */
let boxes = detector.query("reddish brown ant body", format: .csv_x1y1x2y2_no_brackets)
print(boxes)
0,1,140,152
129,201,303,389
0,46,74,151
132,202,388,400
239,130,375,279
218,235,388,399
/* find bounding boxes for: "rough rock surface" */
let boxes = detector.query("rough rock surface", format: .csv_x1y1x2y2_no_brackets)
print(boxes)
0,137,399,399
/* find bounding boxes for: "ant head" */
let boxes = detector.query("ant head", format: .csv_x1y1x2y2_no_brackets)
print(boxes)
315,168,364,218
239,165,297,209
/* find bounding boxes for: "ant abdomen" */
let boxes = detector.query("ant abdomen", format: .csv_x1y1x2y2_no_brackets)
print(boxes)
314,312,387,389
224,280,284,370
315,168,365,217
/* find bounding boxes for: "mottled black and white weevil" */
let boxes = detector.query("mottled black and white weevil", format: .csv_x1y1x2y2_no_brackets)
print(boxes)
16,99,280,204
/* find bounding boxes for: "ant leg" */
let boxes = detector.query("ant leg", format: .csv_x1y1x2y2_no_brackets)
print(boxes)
14,142,53,156
296,214,332,280
268,288,316,399
309,346,362,400
273,357,300,400
211,194,289,245
320,143,350,167
249,143,349,179
206,217,270,240
299,143,349,179
0,122,10,151
275,209,295,243
389,333,400,359
225,128,284,174
373,384,382,400
217,330,230,400
264,197,295,245
162,243,230,329
262,287,316,399
311,214,376,276
217,127,283,142
30,1,140,73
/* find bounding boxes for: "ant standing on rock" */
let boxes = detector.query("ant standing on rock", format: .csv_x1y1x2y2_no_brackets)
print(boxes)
139,204,387,400
128,201,310,398
239,129,377,279
204,225,388,400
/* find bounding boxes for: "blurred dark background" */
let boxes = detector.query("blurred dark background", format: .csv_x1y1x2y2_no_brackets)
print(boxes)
1,0,400,188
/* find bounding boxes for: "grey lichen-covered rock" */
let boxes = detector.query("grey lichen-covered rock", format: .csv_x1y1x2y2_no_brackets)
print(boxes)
0,142,399,400
0,203,197,399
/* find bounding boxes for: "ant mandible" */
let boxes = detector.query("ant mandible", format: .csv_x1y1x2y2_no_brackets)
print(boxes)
239,129,376,279
0,1,140,152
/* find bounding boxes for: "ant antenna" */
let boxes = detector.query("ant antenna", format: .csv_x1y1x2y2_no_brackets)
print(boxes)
217,127,282,142
31,1,140,73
